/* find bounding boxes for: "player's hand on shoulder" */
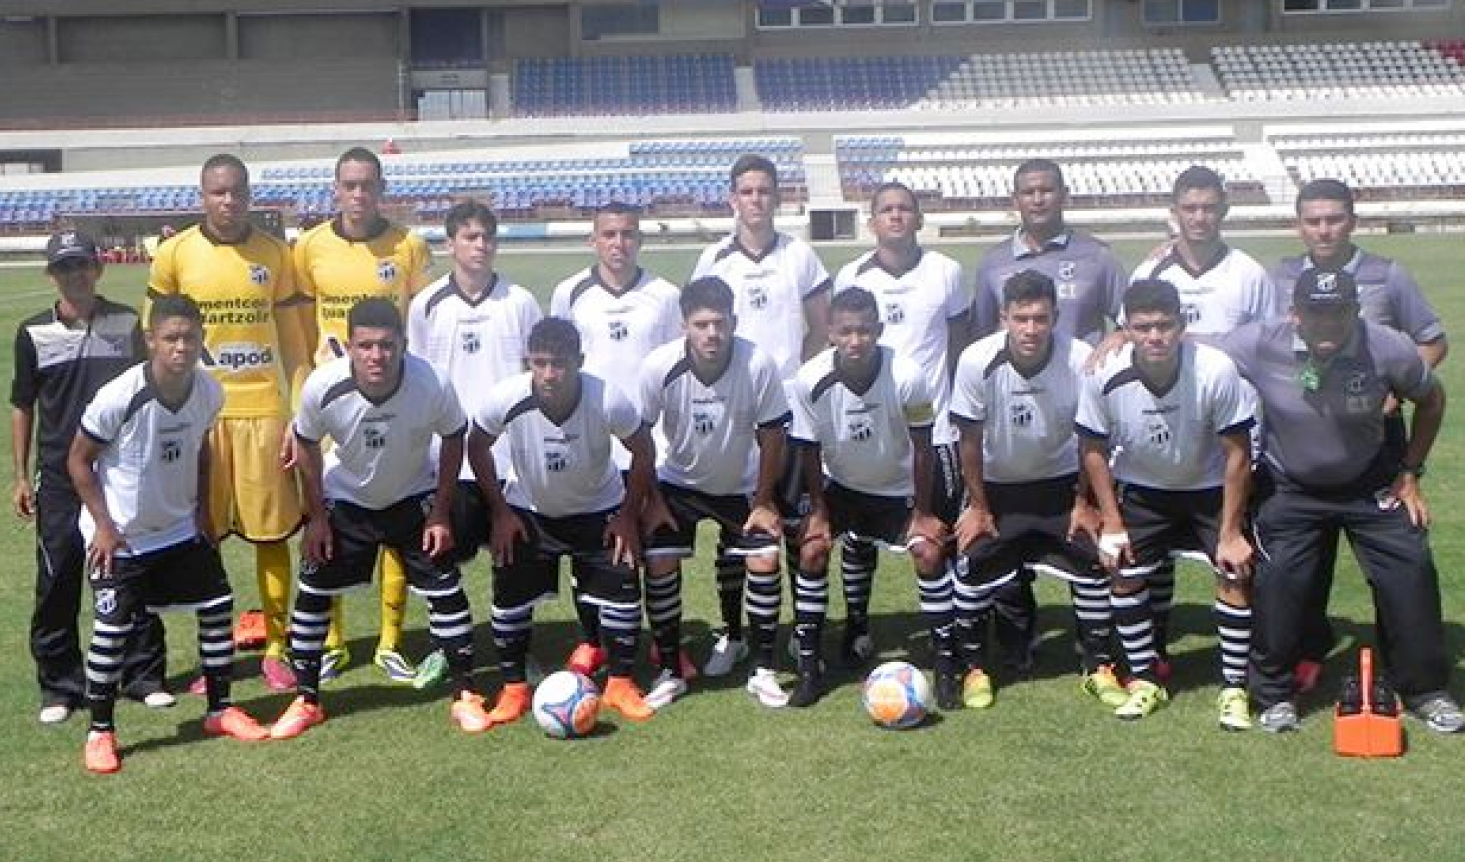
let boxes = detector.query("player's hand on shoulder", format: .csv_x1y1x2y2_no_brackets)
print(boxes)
1085,330,1127,373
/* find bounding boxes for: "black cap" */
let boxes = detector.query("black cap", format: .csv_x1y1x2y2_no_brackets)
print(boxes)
1293,268,1358,310
45,230,100,267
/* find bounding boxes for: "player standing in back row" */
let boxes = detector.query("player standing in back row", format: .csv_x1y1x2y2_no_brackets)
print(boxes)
293,146,435,684
691,154,831,678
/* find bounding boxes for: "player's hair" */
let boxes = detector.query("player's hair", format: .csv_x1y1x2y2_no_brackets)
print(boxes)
200,153,248,184
445,200,498,238
148,294,204,330
1171,165,1226,204
870,181,919,215
730,154,778,188
347,297,403,338
1295,178,1355,217
595,200,642,221
527,317,582,359
829,286,878,320
335,146,384,184
1002,269,1057,309
1123,279,1183,320
680,276,735,319
1013,158,1065,190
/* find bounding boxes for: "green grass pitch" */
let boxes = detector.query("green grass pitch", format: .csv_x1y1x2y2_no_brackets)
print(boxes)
2,234,1463,861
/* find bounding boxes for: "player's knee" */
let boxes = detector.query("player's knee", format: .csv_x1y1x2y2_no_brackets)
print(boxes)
799,543,830,572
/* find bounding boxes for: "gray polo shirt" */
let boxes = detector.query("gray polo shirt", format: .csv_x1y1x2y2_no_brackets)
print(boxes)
972,229,1126,343
1272,248,1444,345
1222,318,1436,489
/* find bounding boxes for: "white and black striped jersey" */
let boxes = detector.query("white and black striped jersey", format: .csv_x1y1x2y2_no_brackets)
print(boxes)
1132,245,1283,340
406,273,542,480
789,345,934,497
79,364,223,555
294,354,467,511
473,371,641,517
834,248,967,445
550,266,682,469
691,232,831,381
950,331,1092,483
1077,342,1255,491
640,337,790,496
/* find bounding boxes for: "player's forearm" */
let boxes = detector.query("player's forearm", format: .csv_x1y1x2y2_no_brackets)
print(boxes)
1403,385,1446,470
797,442,827,515
1218,436,1251,541
911,436,936,519
295,439,329,520
956,428,989,514
466,427,503,503
622,433,657,516
751,425,785,510
434,434,464,513
1080,441,1122,528
67,439,114,533
10,406,33,481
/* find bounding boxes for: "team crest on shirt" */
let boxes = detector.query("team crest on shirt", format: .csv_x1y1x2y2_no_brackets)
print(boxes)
248,264,270,286
160,439,181,463
377,260,398,284
461,330,481,354
847,417,873,441
1057,262,1077,299
1146,421,1172,447
1182,303,1201,325
693,409,717,435
98,333,131,354
364,426,387,450
544,449,568,472
747,284,769,310
1345,371,1372,414
1010,402,1034,428
608,320,629,342
95,588,116,615
884,303,905,325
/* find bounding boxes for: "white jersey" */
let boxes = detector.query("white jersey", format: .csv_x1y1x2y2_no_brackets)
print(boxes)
950,332,1092,483
788,346,934,497
834,248,967,445
79,364,223,556
1077,342,1255,491
550,266,682,469
1131,245,1283,340
406,273,542,480
474,372,641,517
294,354,467,511
641,337,790,496
691,232,831,380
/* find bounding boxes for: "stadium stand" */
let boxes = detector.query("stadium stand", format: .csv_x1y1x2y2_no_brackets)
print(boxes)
1212,41,1465,102
836,128,1268,209
0,138,807,229
755,56,966,111
915,48,1207,109
512,55,737,117
1270,127,1465,200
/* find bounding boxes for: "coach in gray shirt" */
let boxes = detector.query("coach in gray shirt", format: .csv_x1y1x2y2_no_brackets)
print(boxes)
1223,269,1461,734
1270,178,1448,685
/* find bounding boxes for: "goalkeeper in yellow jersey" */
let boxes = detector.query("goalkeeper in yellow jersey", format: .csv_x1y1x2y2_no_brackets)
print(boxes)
292,146,434,684
147,154,312,691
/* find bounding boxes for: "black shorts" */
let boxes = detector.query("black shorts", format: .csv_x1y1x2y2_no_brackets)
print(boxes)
1118,483,1222,580
493,508,639,609
961,474,1102,587
91,536,231,622
824,481,912,549
298,494,464,598
644,482,780,560
447,480,492,565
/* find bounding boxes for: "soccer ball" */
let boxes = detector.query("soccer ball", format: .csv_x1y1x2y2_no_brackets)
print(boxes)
532,671,601,739
861,661,931,729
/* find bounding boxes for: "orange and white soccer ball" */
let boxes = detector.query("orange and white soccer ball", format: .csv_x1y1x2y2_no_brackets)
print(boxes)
861,660,931,729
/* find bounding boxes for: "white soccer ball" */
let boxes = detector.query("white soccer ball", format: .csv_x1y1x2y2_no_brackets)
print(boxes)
861,660,932,729
532,670,601,739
